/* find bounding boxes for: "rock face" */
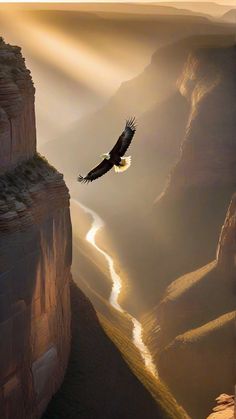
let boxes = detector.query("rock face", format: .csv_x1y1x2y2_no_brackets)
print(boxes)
143,44,236,419
167,45,236,192
207,394,235,419
144,191,236,418
144,196,236,418
222,9,236,24
152,43,236,297
217,193,236,271
0,38,36,174
158,311,235,418
0,40,71,418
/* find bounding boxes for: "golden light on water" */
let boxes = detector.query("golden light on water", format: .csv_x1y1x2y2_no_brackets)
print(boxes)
79,201,124,312
74,200,158,378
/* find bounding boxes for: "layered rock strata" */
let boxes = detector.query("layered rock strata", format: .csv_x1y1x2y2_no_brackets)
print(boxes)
0,39,71,419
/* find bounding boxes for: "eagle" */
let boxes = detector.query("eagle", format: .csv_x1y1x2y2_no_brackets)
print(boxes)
77,117,136,183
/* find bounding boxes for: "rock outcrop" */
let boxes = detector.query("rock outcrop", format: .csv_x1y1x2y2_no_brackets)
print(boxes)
207,394,235,419
217,193,236,271
0,40,71,418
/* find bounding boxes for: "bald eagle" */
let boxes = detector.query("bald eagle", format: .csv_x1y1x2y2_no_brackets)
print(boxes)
78,117,136,183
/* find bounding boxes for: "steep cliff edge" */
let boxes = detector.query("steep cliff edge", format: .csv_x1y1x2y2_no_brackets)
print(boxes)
0,37,36,173
0,40,71,418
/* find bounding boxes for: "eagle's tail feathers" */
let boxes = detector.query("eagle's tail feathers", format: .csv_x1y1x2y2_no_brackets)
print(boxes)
114,156,131,173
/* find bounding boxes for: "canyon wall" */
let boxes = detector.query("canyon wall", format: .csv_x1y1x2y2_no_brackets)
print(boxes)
0,37,36,174
152,42,236,296
0,40,71,418
217,192,236,271
144,45,236,418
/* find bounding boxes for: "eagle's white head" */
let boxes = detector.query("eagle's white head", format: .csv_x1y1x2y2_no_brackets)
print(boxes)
100,153,110,160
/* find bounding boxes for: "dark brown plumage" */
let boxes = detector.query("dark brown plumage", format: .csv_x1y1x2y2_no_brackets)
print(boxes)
78,117,136,183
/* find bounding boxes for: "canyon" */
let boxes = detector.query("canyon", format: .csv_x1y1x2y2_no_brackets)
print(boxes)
0,6,235,418
42,29,236,316
0,38,188,419
40,15,235,417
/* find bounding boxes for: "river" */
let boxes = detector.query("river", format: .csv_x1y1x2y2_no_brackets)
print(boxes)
73,199,158,378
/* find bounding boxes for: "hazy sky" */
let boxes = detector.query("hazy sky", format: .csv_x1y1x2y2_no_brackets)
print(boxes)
159,0,236,3
2,0,236,4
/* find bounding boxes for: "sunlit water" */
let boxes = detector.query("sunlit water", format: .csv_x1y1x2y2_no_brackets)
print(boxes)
74,199,158,378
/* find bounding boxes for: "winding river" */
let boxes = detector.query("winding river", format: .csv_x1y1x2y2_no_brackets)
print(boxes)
74,200,158,378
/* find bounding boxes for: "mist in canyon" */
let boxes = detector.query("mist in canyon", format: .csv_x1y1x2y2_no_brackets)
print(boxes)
0,2,235,419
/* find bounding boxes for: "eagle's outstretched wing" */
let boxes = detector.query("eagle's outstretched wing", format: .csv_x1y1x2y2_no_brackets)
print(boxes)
110,117,137,157
78,159,113,183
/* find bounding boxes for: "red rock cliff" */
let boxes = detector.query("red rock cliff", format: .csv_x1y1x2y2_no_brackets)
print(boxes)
0,40,71,418
0,37,36,173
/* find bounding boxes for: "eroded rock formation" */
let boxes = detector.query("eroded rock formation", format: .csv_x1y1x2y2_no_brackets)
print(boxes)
0,38,36,173
152,42,236,297
0,40,71,418
144,43,236,419
207,394,235,419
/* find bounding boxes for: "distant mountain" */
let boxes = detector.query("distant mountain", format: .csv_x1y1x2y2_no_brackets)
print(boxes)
159,2,235,17
222,9,236,23
0,2,209,17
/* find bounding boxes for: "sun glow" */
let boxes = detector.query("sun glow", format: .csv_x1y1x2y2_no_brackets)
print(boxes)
0,10,129,95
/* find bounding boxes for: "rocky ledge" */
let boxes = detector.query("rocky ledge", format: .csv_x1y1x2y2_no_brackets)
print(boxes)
207,394,235,419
